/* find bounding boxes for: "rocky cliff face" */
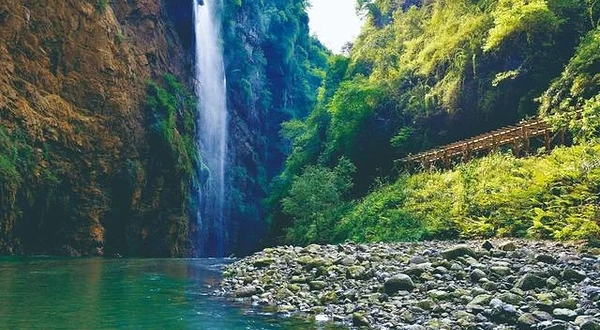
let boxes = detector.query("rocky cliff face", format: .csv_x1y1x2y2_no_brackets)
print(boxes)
217,0,328,255
0,0,326,257
0,0,193,256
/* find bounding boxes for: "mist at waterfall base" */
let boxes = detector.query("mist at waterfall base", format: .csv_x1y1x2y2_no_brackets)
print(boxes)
194,0,228,257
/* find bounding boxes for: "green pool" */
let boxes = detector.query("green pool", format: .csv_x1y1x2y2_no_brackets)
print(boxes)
0,257,339,329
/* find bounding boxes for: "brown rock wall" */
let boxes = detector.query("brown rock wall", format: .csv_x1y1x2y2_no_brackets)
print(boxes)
0,0,192,256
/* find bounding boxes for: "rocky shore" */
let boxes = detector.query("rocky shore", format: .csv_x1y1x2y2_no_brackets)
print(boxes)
218,240,600,329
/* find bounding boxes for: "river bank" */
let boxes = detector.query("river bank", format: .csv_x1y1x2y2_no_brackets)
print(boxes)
218,240,600,329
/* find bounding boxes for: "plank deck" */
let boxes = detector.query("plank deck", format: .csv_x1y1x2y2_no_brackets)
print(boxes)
399,114,576,171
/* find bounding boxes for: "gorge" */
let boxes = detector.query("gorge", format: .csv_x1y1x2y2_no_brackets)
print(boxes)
0,0,598,263
1,0,599,328
0,0,327,257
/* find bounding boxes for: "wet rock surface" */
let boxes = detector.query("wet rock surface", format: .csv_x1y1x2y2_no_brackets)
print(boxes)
218,240,600,329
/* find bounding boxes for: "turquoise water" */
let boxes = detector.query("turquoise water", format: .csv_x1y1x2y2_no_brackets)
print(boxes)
0,257,338,329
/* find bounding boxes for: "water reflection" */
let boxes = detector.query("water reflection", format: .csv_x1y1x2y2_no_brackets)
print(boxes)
0,258,343,329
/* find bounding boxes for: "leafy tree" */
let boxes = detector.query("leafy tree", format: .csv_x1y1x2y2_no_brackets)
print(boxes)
282,158,355,244
539,25,600,141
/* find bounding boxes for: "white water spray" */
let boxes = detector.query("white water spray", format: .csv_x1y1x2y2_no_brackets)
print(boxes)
194,0,227,256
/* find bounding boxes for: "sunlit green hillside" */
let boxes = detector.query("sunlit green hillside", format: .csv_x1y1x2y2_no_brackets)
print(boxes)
266,0,600,246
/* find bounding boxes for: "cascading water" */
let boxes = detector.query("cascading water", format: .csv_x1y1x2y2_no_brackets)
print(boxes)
194,0,227,257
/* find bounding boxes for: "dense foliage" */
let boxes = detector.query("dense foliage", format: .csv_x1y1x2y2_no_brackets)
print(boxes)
339,146,600,243
2,0,597,254
218,0,329,253
282,157,355,244
539,25,600,141
267,0,600,245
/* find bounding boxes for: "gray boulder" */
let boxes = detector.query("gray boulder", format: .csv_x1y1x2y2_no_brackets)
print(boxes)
384,274,416,294
442,245,478,260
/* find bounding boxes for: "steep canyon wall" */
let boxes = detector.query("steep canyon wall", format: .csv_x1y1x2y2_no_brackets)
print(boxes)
0,0,193,256
0,0,325,256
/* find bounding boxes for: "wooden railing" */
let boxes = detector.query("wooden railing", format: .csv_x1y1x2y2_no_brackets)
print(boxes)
399,116,570,171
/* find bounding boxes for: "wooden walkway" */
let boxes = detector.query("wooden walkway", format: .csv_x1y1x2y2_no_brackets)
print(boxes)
400,116,568,171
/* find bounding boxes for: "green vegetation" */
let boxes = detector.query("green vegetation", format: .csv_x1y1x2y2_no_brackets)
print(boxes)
2,0,597,255
266,0,600,246
277,145,600,246
95,0,108,13
341,146,600,243
539,25,600,141
282,158,355,244
127,74,199,256
146,74,198,180
0,130,23,249
220,0,329,253
0,126,63,254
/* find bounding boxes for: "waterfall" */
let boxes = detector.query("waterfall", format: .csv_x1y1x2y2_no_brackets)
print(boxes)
194,0,227,257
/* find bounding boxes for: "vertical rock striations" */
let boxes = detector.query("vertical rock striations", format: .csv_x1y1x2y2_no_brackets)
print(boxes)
0,0,193,256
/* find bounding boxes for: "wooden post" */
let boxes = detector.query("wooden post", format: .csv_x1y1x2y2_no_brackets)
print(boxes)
403,160,411,172
443,151,450,168
463,142,471,163
522,126,530,155
512,139,520,157
544,130,551,151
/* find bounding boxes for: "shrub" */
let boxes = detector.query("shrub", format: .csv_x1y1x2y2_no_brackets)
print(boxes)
282,158,355,245
96,0,108,13
336,144,600,244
